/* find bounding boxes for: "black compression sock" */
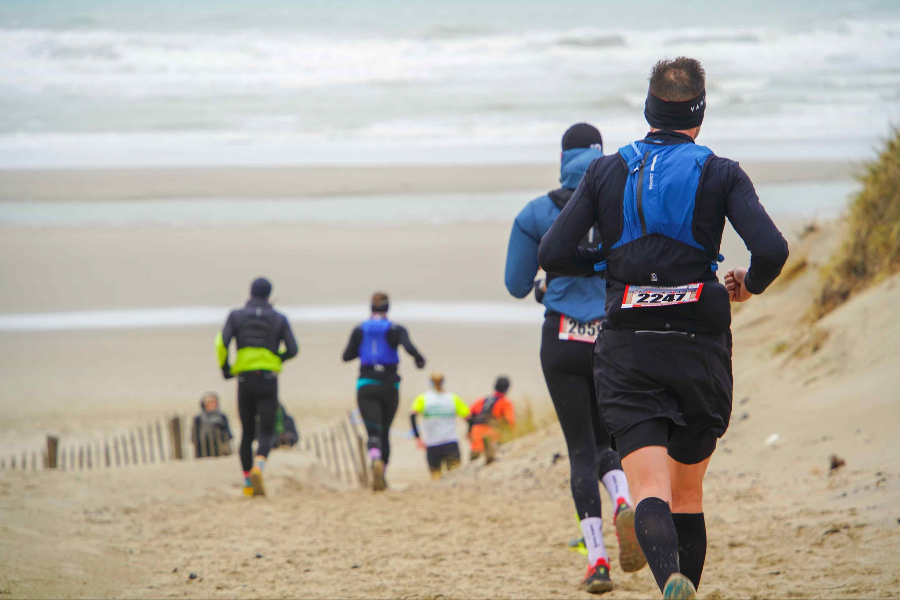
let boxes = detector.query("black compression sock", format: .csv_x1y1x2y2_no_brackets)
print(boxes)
672,512,706,590
596,447,622,479
634,497,680,592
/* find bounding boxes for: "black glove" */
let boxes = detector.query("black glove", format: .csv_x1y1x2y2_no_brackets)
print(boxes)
533,279,546,303
222,365,234,380
415,357,426,369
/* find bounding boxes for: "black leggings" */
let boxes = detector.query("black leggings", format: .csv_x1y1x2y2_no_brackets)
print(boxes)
357,383,400,465
541,314,620,520
237,372,279,473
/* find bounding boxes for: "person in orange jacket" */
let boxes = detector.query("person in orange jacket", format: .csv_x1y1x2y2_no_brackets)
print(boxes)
468,376,515,463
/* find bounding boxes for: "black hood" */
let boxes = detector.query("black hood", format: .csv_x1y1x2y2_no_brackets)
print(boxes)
548,187,574,210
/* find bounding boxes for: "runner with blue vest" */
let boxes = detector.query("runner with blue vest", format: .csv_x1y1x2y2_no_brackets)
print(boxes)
505,123,645,594
342,291,426,491
539,58,789,600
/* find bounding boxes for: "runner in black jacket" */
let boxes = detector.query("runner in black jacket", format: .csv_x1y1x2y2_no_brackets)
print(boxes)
216,277,298,498
539,57,788,599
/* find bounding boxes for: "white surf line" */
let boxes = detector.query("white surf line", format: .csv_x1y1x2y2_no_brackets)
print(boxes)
0,302,546,332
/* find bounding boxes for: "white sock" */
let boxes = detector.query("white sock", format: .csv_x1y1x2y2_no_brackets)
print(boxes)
601,469,632,508
580,517,609,566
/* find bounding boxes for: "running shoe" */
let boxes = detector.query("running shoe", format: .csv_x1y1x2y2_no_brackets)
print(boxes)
582,558,614,594
483,437,496,465
242,475,254,497
663,573,696,600
372,459,387,492
568,536,588,556
614,504,647,572
249,466,266,497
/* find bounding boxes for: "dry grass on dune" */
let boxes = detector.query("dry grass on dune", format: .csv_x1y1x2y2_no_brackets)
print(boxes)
812,129,900,319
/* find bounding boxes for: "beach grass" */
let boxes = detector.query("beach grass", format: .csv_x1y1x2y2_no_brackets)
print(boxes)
811,129,900,319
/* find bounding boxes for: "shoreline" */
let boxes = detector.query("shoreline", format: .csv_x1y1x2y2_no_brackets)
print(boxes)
0,160,856,201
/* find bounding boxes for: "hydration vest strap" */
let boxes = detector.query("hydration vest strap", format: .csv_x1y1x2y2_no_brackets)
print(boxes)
625,143,644,172
593,243,607,272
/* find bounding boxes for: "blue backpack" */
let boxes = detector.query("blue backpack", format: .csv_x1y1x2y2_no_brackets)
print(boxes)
596,139,722,286
359,318,399,367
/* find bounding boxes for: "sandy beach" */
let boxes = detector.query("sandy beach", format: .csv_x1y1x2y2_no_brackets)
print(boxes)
0,187,807,435
0,221,897,598
0,160,897,599
0,160,855,201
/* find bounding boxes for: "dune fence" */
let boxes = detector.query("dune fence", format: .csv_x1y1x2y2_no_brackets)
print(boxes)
0,416,193,472
301,411,370,489
0,412,372,489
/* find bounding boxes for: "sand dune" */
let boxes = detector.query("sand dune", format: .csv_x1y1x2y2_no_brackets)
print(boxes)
1,224,897,599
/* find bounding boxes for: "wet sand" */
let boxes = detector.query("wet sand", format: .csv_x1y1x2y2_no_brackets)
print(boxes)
0,160,855,201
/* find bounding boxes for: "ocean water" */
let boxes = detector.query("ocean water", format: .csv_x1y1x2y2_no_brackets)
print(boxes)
0,0,898,168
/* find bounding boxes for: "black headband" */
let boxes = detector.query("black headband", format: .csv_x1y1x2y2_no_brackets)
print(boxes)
644,89,706,130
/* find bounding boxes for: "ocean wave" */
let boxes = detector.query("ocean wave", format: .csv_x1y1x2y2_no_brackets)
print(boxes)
555,33,626,48
2,20,897,92
0,17,898,165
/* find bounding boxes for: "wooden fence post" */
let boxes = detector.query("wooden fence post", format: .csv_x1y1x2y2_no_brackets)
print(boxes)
323,430,334,471
329,429,342,480
170,416,184,460
104,441,111,468
356,432,369,487
85,445,92,470
138,429,148,464
341,420,363,487
129,432,138,465
156,421,166,461
147,424,156,463
313,432,322,461
46,436,59,469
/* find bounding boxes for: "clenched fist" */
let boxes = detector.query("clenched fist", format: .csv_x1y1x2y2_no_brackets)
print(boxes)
725,267,753,303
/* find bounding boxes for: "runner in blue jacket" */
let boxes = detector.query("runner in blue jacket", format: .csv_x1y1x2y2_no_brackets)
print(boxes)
505,124,645,594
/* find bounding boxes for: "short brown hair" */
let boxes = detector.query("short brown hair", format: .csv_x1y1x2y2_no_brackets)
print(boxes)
649,57,705,102
371,291,389,312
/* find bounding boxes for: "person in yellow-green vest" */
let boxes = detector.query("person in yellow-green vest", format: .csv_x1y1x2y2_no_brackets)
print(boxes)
215,277,298,497
410,373,470,480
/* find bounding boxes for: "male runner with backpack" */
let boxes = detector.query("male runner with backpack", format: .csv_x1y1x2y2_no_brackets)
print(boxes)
539,58,788,599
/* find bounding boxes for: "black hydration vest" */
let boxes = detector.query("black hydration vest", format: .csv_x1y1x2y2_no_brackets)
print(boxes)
472,393,501,425
233,300,283,353
595,139,731,333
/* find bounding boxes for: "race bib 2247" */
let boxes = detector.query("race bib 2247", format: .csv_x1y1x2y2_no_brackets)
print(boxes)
621,283,704,309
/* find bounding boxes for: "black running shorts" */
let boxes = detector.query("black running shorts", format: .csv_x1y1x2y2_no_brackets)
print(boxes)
593,328,733,464
426,441,461,472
